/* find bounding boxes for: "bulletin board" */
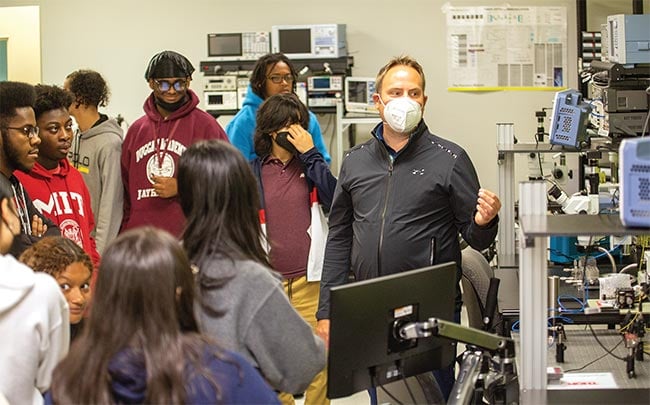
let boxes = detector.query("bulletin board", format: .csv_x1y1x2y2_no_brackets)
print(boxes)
443,4,567,91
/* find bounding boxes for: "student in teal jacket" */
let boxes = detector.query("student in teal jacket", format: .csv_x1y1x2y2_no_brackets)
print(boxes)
226,53,331,164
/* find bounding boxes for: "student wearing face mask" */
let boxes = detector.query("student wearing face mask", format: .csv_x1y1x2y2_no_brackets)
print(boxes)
120,50,228,237
250,93,336,405
315,56,502,402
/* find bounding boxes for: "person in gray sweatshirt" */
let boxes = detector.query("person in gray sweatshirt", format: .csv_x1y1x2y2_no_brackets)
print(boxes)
64,70,123,254
0,173,69,405
177,140,326,399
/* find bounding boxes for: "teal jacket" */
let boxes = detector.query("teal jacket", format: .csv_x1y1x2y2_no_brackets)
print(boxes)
226,86,331,163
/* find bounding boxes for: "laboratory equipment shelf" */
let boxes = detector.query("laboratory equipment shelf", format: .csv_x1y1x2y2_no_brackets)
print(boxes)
497,143,578,154
496,138,583,268
519,213,649,238
516,181,650,402
334,101,380,174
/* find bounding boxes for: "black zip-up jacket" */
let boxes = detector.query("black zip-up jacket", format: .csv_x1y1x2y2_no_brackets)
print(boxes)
5,175,59,258
316,121,498,319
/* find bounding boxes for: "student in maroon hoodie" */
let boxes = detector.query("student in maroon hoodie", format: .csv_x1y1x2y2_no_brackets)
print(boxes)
120,50,229,237
14,85,100,267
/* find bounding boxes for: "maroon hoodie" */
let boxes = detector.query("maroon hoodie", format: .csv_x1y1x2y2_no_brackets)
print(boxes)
120,90,228,237
15,159,101,266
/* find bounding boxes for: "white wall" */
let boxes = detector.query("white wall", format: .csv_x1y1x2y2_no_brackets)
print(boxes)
0,0,646,191
0,5,40,83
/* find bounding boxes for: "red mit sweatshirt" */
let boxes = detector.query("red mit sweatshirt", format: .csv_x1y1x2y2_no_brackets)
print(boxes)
15,159,100,266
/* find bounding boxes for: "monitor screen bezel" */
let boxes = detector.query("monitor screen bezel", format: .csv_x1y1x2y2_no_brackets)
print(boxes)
277,28,312,55
327,262,457,399
344,76,379,114
207,33,243,58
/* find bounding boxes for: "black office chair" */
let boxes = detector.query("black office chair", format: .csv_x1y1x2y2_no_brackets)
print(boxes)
461,246,504,335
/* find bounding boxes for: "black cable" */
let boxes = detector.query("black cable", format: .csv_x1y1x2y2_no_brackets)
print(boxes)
532,132,545,180
587,325,626,361
402,377,417,404
563,336,624,373
378,385,404,405
547,248,576,262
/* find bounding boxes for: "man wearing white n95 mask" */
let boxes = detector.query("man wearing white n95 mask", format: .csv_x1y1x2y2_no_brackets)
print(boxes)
315,56,501,402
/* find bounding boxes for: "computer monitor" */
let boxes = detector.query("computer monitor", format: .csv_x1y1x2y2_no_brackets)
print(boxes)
345,77,379,114
327,262,457,399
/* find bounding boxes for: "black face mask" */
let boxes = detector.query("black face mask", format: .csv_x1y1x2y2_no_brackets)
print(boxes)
154,94,189,112
275,131,298,155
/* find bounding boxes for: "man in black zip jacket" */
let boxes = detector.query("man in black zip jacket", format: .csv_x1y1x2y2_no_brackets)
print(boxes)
316,56,501,401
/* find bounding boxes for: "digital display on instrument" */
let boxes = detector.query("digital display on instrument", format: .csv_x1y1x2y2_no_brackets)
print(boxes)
278,29,311,54
208,33,242,57
312,77,331,89
345,77,378,114
347,81,368,103
272,24,346,59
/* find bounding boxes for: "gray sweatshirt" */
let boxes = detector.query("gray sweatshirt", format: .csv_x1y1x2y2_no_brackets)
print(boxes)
70,118,123,254
194,255,326,394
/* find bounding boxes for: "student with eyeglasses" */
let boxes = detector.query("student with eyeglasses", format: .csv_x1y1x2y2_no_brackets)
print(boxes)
120,50,228,238
14,84,101,269
226,53,331,164
0,81,60,258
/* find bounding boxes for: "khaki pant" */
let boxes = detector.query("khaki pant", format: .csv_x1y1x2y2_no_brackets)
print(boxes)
278,275,330,405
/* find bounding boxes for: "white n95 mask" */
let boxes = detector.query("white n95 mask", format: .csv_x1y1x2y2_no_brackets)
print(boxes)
380,96,422,133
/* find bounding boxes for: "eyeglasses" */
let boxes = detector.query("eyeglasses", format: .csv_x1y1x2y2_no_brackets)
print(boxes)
153,79,188,92
4,125,40,139
267,74,294,84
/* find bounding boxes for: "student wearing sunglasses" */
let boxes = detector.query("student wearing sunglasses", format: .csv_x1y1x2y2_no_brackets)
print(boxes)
120,50,229,238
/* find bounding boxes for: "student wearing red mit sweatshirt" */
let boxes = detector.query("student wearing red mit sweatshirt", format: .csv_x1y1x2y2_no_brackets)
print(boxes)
15,85,100,267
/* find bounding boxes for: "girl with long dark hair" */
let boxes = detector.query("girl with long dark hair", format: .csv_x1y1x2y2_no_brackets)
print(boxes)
178,140,326,397
47,227,279,404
